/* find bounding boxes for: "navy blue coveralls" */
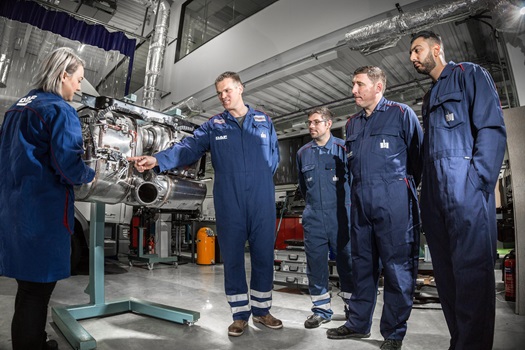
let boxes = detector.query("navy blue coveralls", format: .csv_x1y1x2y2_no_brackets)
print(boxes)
0,89,95,283
296,135,353,320
155,105,280,321
345,97,423,340
420,62,506,350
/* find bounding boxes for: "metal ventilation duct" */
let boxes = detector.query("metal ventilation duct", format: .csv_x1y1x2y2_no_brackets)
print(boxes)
345,0,491,54
134,0,170,110
0,18,17,88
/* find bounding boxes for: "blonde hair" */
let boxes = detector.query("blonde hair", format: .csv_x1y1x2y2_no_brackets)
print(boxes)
34,47,85,95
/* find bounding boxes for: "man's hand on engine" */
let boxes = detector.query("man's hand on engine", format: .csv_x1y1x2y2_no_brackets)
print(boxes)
127,156,158,173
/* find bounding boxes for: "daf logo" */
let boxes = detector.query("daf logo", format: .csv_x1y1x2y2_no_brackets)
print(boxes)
16,95,37,106
215,135,228,141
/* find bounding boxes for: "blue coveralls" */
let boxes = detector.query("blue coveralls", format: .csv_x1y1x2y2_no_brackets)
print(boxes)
420,62,506,350
345,97,423,340
155,105,280,321
296,135,353,320
0,89,95,282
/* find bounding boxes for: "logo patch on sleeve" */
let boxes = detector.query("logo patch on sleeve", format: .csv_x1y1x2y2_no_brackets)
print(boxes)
214,118,226,124
254,115,266,122
17,95,37,106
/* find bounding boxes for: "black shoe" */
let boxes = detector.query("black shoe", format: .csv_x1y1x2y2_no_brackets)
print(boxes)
326,325,371,339
46,340,59,350
380,339,403,350
304,314,330,329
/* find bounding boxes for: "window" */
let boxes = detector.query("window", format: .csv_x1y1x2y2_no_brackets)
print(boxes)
176,0,278,61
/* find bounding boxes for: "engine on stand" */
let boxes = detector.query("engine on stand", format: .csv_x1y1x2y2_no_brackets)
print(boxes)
75,94,207,209
74,94,208,269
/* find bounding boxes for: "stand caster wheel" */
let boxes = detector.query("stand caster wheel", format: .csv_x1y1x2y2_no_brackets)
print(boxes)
147,262,154,270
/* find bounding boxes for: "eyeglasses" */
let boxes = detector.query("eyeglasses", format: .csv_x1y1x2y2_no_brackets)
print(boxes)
305,119,328,127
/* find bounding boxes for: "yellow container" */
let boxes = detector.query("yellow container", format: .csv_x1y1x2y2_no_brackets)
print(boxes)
196,227,215,265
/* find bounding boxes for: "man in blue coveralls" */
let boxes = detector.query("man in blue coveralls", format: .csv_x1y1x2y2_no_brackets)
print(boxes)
128,71,281,337
296,107,353,329
410,31,506,350
326,66,423,350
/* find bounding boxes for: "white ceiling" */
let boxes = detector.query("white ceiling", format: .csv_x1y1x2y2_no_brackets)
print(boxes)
2,0,520,139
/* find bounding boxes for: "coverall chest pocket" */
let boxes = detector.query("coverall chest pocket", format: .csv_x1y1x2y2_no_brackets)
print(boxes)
301,164,316,190
370,127,399,157
431,91,466,154
324,160,337,181
325,158,344,183
434,91,464,130
345,133,359,160
253,122,270,146
211,123,236,158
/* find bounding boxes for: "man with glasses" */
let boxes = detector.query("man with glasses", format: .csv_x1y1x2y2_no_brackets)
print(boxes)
326,66,423,350
296,107,353,329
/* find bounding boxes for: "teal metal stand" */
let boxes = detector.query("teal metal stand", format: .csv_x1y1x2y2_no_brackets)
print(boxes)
52,202,200,350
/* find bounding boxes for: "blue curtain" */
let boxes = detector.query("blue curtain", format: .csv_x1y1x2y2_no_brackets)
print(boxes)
0,0,137,94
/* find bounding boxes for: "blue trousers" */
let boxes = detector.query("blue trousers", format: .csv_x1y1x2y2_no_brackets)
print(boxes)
346,179,419,340
303,206,353,319
421,162,497,350
215,176,277,321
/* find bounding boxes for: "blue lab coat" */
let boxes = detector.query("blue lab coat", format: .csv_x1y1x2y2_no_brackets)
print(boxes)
297,135,353,319
0,90,95,283
420,62,506,350
155,105,280,321
345,97,423,340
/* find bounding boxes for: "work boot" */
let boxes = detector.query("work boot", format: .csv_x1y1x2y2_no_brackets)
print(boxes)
228,320,248,337
304,314,330,329
252,313,283,329
380,339,403,349
326,325,371,339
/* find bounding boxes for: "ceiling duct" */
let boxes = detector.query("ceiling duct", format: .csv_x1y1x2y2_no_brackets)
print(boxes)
345,0,491,55
132,0,170,110
0,18,17,88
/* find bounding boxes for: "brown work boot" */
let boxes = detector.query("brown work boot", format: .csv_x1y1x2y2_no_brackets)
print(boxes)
228,320,248,337
252,313,283,329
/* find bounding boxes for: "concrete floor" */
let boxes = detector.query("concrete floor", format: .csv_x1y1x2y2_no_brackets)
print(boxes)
1,255,524,350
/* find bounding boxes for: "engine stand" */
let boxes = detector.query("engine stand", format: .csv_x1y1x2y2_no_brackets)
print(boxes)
52,202,200,350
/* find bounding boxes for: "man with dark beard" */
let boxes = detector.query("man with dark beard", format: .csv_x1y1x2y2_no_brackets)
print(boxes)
409,31,506,350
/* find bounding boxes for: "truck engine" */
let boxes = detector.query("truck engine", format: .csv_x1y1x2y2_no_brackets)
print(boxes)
74,94,207,210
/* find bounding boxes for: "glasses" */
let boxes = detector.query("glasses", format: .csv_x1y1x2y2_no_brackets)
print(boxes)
305,119,327,127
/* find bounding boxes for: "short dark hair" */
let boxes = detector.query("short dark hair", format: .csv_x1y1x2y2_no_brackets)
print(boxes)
353,66,387,92
308,106,334,121
411,30,443,48
215,71,243,86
